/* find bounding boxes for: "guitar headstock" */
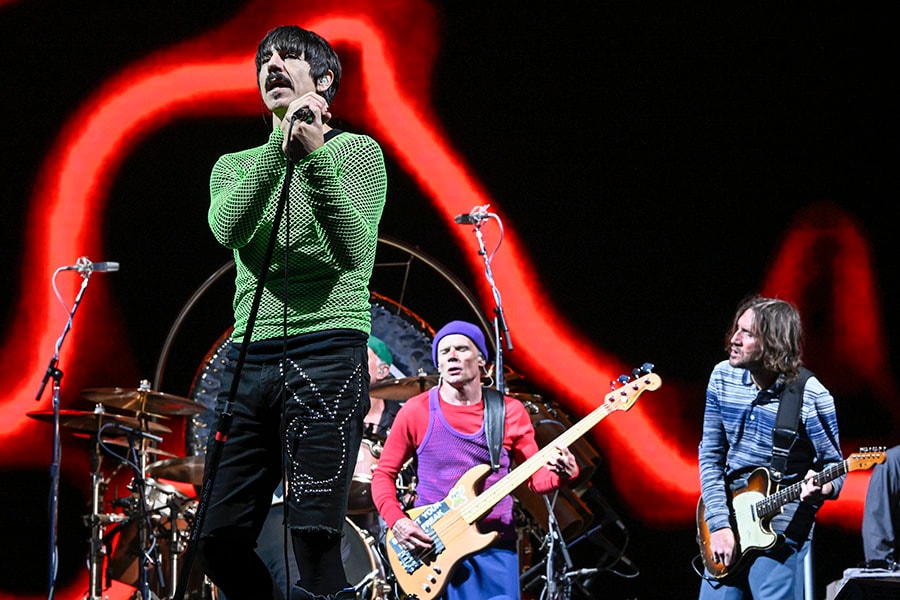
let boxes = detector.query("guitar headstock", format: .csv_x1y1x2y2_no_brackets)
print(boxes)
604,363,661,412
847,447,887,472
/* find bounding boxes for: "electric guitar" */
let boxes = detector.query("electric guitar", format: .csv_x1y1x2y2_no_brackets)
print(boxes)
385,365,662,600
696,448,886,580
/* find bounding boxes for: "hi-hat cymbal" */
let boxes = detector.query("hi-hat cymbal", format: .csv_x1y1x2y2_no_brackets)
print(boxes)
370,375,439,401
146,455,205,486
82,387,205,416
27,410,172,435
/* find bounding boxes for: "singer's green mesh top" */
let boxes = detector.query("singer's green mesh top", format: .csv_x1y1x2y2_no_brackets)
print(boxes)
208,128,387,343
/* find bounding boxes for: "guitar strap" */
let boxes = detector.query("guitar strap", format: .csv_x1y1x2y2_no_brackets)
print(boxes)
770,367,813,483
482,387,506,472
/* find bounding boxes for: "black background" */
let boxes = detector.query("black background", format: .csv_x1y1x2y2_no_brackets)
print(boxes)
1,2,898,598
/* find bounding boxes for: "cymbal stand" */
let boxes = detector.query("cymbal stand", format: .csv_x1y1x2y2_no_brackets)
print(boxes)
85,424,126,600
103,421,165,599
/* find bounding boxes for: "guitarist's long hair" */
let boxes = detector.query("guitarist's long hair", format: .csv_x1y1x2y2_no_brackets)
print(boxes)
726,295,804,381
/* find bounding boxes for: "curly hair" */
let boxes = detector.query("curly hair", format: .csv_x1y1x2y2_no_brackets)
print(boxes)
724,295,804,381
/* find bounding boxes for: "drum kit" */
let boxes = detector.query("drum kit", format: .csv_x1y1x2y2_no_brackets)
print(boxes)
27,371,606,600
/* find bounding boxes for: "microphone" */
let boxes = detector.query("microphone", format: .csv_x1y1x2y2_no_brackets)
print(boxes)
291,107,314,124
453,204,492,225
63,257,120,275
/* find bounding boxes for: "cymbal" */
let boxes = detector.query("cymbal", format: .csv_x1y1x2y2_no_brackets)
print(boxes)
146,455,205,486
69,433,177,457
27,409,172,435
82,387,205,416
370,375,439,401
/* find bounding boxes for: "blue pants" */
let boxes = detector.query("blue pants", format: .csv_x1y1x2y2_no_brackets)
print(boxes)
698,537,809,600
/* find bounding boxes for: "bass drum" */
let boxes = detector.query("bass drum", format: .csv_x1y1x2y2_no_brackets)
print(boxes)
342,517,390,599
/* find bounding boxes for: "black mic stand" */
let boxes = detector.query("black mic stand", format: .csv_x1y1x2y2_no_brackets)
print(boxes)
542,493,577,600
174,119,301,600
35,265,94,599
468,212,512,392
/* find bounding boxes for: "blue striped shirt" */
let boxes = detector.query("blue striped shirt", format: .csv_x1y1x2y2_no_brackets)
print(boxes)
698,360,844,538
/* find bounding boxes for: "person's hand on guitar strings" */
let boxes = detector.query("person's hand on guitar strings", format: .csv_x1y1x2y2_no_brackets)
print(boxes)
392,517,433,551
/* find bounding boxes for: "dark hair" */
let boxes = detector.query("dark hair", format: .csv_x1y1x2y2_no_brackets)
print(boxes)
255,25,342,103
725,295,804,380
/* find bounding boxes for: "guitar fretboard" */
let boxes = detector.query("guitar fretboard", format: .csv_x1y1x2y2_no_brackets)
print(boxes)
755,460,848,518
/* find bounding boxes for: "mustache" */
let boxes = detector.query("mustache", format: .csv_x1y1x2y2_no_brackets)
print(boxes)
265,72,292,90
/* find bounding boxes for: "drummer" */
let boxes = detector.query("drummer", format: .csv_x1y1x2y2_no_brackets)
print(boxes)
360,335,400,443
254,335,399,599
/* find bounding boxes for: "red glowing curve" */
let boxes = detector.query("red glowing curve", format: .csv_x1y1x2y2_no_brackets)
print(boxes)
0,4,891,598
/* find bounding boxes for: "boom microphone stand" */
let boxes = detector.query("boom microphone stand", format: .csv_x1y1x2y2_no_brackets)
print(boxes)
174,116,304,600
454,205,512,391
35,256,118,599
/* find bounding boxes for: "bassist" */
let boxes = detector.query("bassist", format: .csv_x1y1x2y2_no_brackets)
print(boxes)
697,295,844,599
371,320,579,599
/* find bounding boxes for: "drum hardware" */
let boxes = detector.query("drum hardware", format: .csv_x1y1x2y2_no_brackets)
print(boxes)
519,493,600,600
28,401,173,600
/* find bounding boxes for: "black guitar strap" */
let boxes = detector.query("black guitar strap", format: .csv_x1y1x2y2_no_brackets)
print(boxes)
770,367,813,483
482,387,506,472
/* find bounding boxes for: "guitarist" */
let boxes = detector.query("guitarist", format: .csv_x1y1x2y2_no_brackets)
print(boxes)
371,320,579,599
698,296,844,599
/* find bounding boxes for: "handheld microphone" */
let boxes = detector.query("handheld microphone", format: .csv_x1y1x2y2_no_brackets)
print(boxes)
63,257,120,275
291,107,314,124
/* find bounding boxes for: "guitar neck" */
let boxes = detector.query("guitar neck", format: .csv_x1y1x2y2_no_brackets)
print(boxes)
460,402,612,524
755,459,848,518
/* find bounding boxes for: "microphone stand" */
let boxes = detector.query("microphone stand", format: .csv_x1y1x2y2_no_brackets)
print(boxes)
542,494,577,600
35,266,94,599
467,211,512,392
174,121,300,600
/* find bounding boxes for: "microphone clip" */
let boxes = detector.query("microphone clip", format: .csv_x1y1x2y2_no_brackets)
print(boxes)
454,204,493,226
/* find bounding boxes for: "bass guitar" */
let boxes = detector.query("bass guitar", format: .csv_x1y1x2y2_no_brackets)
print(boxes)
696,448,886,580
386,365,662,600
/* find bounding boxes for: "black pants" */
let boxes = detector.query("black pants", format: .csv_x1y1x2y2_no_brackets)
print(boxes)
197,336,368,599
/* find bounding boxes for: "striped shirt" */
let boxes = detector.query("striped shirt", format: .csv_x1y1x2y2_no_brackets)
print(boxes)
698,360,844,538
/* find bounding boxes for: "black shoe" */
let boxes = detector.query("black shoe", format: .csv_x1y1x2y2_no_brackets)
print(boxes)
861,559,900,571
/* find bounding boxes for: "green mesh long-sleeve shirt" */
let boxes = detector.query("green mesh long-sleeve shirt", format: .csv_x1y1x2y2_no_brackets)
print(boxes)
208,127,387,343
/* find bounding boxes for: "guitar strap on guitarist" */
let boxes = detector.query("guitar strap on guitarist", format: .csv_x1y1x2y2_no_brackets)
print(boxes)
769,367,813,483
482,387,506,472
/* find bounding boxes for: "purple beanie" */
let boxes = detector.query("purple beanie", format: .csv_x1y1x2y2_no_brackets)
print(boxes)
431,320,490,366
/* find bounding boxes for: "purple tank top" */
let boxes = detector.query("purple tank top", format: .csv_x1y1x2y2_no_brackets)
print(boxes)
414,387,516,540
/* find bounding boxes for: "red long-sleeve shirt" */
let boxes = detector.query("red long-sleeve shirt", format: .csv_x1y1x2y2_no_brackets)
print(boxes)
371,389,577,528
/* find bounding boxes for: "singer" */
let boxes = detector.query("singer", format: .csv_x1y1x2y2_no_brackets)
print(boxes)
197,25,387,600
